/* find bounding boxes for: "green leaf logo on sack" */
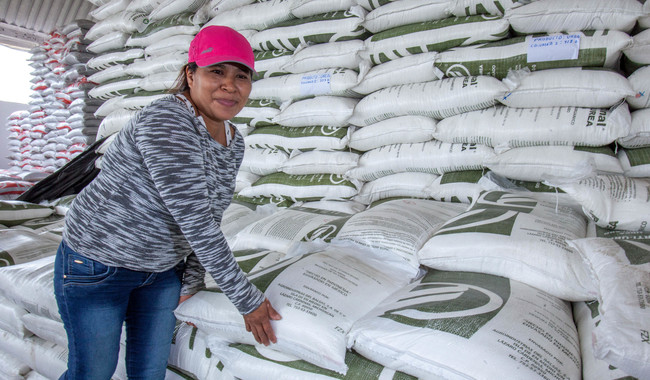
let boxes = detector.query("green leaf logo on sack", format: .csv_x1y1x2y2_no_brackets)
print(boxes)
377,271,509,338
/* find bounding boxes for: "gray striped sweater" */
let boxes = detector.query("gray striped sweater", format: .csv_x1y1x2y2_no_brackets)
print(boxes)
62,95,264,315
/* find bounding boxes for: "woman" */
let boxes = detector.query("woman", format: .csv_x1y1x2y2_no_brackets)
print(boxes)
54,25,281,380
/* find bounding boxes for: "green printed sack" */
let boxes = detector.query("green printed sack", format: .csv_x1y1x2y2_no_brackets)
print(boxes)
554,174,650,231
433,103,631,149
435,30,632,79
231,99,281,128
419,191,596,301
0,229,58,267
0,201,54,227
209,341,417,380
253,50,293,80
347,269,582,379
174,249,411,375
618,147,650,178
348,76,507,126
354,172,439,205
428,170,485,204
250,8,369,51
568,237,650,378
245,125,350,153
237,172,361,202
249,69,362,102
451,0,525,16
346,141,495,182
573,301,639,380
618,109,650,148
296,198,466,277
230,206,350,252
167,323,227,380
363,15,509,65
483,145,624,182
126,13,199,47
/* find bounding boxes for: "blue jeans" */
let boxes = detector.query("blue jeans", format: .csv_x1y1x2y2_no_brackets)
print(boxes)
54,240,183,380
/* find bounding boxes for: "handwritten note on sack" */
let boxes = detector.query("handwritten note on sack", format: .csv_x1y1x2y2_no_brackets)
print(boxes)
300,73,331,97
527,34,580,63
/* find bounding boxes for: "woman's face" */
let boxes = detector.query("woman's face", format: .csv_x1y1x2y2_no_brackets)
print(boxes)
186,62,252,126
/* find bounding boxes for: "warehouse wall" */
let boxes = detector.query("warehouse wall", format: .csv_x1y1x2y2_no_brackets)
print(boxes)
0,100,28,170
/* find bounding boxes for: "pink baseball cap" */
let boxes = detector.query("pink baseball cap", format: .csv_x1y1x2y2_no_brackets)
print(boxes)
188,25,255,73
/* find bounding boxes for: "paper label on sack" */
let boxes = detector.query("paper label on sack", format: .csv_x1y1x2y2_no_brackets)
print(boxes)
527,34,580,63
300,73,331,96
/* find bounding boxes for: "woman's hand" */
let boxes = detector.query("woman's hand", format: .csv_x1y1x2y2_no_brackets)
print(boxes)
243,298,282,346
178,294,194,305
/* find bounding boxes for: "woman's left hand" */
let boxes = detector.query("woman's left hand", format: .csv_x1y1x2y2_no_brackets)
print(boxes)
178,294,193,305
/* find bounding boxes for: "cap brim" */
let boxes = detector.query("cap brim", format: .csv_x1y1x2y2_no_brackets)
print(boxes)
195,57,256,74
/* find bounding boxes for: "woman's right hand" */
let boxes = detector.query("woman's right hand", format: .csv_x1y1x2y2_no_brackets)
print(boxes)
243,298,282,346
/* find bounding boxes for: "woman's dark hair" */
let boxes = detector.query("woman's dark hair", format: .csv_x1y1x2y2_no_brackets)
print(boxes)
169,62,198,94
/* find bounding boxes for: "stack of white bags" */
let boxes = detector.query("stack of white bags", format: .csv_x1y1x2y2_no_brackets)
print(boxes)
5,21,100,182
1,0,649,379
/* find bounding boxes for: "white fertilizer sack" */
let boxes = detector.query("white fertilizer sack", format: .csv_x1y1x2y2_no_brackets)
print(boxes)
567,237,650,378
0,294,30,338
126,14,200,47
87,64,128,84
363,15,510,65
573,301,637,380
250,69,361,102
237,173,361,202
280,151,359,175
354,172,439,205
451,0,534,16
235,170,260,192
144,34,193,57
231,99,281,128
0,256,60,321
347,269,582,380
137,71,179,92
245,125,350,153
295,200,366,215
433,103,631,150
87,48,144,71
363,0,451,33
290,0,355,18
149,0,207,21
427,170,485,204
168,323,228,380
351,52,439,95
346,141,495,182
499,67,635,108
124,52,187,77
300,199,467,277
348,76,508,126
254,50,293,80
618,108,650,148
348,115,437,152
272,96,358,128
618,147,650,178
553,174,650,231
434,30,632,80
175,249,411,374
419,191,597,301
0,348,30,380
624,29,650,71
280,40,364,73
0,201,54,227
505,0,643,34
239,148,288,176
208,341,417,380
20,313,66,347
250,8,368,52
87,31,130,54
203,0,295,31
0,229,59,267
230,207,349,253
221,202,278,243
484,145,624,182
231,249,288,276
0,331,67,380
626,65,650,109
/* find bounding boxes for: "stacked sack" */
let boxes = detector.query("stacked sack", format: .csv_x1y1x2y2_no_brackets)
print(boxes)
86,0,205,164
5,20,99,181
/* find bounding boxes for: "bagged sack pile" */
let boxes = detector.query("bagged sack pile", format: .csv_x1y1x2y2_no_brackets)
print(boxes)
4,20,100,186
2,0,650,379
